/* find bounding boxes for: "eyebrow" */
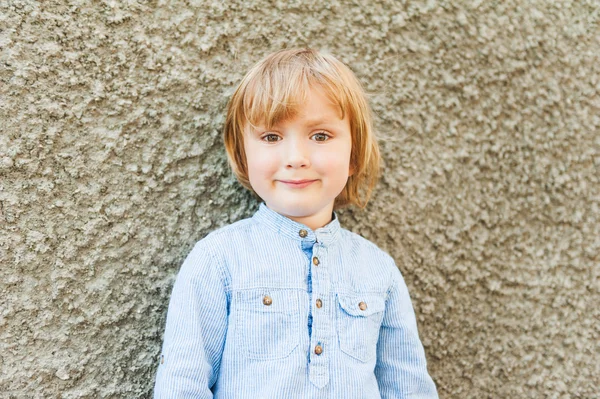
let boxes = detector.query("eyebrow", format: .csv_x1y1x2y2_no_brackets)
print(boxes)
304,118,337,128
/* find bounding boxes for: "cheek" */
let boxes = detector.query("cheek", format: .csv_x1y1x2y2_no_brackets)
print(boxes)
246,147,280,179
313,144,352,171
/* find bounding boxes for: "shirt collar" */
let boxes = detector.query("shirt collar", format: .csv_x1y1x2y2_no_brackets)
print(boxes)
252,202,341,248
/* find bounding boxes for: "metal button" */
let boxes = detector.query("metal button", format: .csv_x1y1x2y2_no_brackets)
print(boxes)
316,299,323,308
263,295,272,306
299,229,308,238
314,345,323,355
312,257,319,266
358,301,367,311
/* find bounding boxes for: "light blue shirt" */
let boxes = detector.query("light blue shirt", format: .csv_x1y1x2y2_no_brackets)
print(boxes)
154,202,438,398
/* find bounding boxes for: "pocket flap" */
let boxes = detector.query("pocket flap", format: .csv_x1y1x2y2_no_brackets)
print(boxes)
236,289,299,314
337,293,385,317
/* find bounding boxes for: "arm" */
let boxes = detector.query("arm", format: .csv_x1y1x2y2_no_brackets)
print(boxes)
153,242,230,399
375,266,439,399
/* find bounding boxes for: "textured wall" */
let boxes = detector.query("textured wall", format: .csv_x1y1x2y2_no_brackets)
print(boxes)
1,0,598,397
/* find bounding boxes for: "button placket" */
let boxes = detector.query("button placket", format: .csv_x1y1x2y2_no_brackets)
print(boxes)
311,247,323,313
308,244,330,388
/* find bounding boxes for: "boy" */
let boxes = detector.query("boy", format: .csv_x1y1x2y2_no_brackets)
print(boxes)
153,48,438,398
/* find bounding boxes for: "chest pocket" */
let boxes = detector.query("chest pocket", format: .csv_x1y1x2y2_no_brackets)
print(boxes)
234,289,301,360
336,293,386,362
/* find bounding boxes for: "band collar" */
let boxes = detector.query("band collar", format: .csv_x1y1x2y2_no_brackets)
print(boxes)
252,202,341,248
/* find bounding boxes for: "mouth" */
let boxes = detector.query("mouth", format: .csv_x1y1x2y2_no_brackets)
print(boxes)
278,179,318,188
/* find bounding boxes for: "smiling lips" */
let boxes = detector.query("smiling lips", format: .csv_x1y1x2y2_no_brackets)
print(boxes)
278,179,317,188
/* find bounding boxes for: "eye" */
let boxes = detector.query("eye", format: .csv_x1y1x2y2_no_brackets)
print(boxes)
311,131,331,142
261,133,281,143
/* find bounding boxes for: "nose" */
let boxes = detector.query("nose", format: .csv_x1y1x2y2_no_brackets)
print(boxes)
285,137,311,169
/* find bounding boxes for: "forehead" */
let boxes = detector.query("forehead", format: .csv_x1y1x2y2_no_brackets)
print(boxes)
288,87,345,122
245,84,346,130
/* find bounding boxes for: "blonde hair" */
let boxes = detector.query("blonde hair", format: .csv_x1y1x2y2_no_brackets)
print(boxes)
223,48,380,209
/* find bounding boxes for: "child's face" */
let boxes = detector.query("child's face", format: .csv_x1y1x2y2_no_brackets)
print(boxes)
243,86,353,230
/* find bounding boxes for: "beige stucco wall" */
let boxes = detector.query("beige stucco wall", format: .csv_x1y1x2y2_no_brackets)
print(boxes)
1,0,598,397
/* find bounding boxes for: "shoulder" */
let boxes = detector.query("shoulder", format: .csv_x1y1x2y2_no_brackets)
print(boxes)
180,217,257,284
339,228,395,261
186,213,262,257
194,216,257,251
338,228,399,274
339,229,409,298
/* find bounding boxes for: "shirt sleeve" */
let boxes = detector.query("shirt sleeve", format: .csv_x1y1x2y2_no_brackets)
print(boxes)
153,242,230,399
374,264,439,398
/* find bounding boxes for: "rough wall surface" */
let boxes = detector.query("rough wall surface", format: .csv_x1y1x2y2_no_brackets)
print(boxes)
1,0,598,397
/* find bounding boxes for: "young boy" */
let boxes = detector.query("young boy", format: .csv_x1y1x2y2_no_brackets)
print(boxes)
153,48,438,398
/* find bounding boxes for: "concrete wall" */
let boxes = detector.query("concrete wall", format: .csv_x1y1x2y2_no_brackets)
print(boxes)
1,0,598,397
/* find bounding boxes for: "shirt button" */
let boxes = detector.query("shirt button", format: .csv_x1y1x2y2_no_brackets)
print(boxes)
316,299,323,308
314,345,323,355
312,257,319,266
263,295,272,306
299,229,308,238
358,301,367,311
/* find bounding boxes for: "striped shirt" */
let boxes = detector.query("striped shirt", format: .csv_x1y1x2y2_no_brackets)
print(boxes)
154,202,438,398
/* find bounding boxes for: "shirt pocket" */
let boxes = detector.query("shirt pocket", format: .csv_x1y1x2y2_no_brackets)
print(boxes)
235,289,301,360
336,293,386,362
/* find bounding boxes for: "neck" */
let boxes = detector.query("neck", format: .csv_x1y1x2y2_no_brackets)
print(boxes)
266,203,334,231
287,213,333,231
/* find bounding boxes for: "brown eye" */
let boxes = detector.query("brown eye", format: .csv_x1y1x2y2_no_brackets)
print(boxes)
262,134,281,142
312,132,330,142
